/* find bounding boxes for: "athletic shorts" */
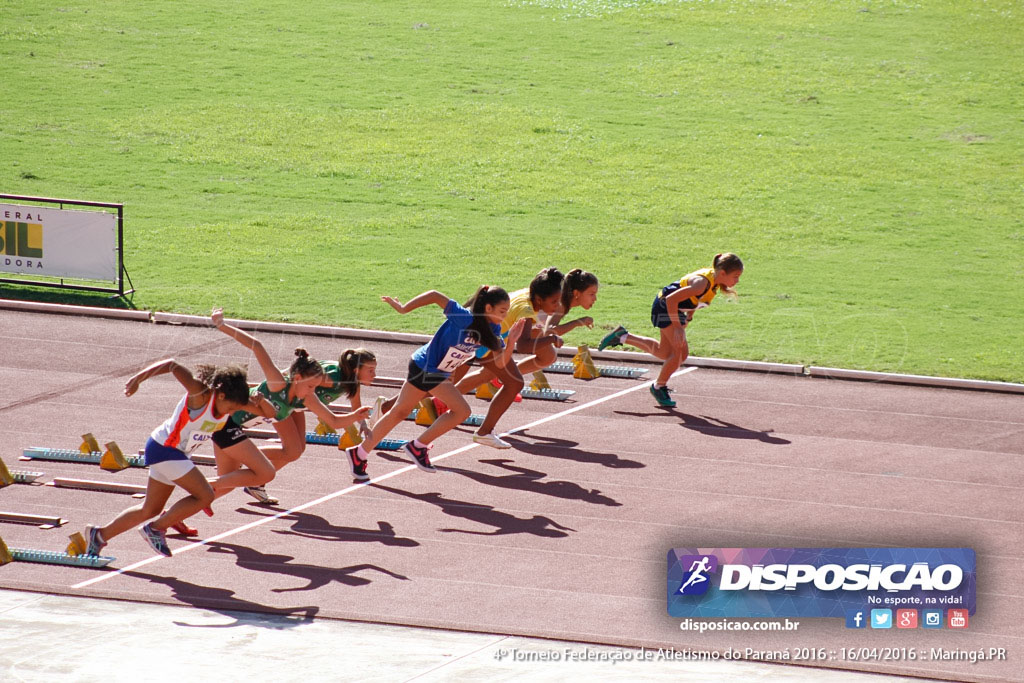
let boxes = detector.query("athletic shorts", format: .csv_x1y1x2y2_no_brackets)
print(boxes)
407,358,450,392
650,294,691,329
211,420,249,449
149,458,197,485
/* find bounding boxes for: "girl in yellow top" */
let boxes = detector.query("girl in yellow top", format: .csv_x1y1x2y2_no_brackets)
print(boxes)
453,267,566,448
599,253,743,407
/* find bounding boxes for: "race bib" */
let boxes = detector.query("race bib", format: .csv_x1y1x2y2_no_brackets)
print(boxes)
437,346,475,372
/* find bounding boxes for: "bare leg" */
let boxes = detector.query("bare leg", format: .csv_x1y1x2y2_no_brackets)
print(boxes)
473,356,525,437
362,382,426,452
656,328,689,386
260,412,306,469
210,439,276,494
418,382,473,445
151,468,216,531
454,364,496,395
515,338,559,377
97,477,174,542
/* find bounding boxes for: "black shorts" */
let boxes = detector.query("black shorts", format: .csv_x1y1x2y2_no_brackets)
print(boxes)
407,358,450,392
651,295,691,329
211,420,249,448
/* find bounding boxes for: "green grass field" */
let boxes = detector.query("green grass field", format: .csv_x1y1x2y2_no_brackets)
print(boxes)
2,0,1021,380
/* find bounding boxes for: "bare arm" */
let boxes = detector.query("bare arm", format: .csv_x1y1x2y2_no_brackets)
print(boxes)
493,318,527,368
665,276,709,327
302,393,372,430
211,307,287,392
381,290,450,315
124,359,206,404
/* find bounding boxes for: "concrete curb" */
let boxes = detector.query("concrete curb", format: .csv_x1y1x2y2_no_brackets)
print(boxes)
3,298,1022,394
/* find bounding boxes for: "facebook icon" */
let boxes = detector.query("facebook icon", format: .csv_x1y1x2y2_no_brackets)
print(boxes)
845,609,867,629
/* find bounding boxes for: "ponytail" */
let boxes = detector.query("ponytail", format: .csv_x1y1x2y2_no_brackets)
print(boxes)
560,268,599,312
464,285,509,352
289,348,323,380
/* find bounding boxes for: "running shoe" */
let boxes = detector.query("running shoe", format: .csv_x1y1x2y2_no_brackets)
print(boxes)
368,395,387,430
85,525,107,556
138,523,172,557
650,384,676,407
345,446,370,482
202,506,214,517
171,521,198,536
472,433,512,450
243,485,279,505
404,441,437,473
598,325,628,351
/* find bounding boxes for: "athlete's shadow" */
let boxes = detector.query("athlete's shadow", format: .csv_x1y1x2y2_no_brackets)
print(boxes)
372,483,576,538
615,410,790,445
235,508,419,547
439,458,621,507
202,541,409,593
504,432,645,469
123,569,319,628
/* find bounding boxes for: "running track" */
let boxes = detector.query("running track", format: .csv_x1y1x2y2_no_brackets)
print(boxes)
0,308,1021,682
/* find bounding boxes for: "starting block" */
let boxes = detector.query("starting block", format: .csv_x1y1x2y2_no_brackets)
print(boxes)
314,419,336,436
572,344,601,380
0,511,67,529
337,424,362,449
406,410,485,427
0,535,114,569
48,478,147,498
190,454,216,467
520,388,575,401
529,371,551,391
300,430,405,450
475,380,498,401
545,361,649,379
414,397,438,426
22,445,145,470
0,459,44,487
66,532,87,556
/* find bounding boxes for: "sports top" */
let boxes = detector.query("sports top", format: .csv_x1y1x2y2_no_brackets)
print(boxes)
500,288,538,334
313,360,352,406
411,299,502,375
149,392,228,462
661,267,718,309
230,380,304,427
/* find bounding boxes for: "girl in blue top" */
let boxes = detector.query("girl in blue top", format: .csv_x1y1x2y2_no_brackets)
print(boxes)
343,286,525,480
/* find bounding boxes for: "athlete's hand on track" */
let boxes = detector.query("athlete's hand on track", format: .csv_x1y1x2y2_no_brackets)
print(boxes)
124,376,141,397
211,307,225,328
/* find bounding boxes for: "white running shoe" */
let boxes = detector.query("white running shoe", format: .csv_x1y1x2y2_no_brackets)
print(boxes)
243,486,279,505
472,433,512,450
369,395,387,430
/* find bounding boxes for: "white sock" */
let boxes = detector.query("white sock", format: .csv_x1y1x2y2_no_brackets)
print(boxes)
413,439,427,449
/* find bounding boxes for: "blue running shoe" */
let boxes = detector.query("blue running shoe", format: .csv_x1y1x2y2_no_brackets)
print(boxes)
139,523,172,557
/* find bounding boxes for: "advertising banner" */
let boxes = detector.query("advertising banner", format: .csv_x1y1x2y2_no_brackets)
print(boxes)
0,202,118,282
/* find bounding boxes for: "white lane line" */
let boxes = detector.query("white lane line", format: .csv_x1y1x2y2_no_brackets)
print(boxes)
73,367,697,589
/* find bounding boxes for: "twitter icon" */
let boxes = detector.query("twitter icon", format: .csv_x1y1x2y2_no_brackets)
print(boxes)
870,609,893,629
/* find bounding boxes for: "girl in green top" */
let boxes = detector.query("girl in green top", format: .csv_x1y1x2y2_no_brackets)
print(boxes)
209,309,370,506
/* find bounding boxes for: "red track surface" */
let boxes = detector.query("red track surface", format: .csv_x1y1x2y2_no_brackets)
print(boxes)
1,309,1021,682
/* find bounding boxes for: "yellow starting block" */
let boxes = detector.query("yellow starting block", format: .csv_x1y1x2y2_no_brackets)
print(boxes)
529,371,551,391
0,537,11,565
0,459,12,487
80,433,101,455
572,344,601,380
99,442,129,472
414,397,438,426
315,419,337,436
66,532,87,557
336,424,362,450
475,381,498,401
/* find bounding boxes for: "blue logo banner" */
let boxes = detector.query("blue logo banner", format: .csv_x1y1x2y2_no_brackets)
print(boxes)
667,548,975,618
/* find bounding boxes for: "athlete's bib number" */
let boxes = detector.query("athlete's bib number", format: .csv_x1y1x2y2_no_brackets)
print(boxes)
437,346,474,373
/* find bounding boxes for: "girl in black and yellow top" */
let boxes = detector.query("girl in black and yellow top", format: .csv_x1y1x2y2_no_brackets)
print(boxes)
599,253,743,407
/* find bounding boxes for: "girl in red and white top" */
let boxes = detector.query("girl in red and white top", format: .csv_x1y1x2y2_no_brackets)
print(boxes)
83,361,275,557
